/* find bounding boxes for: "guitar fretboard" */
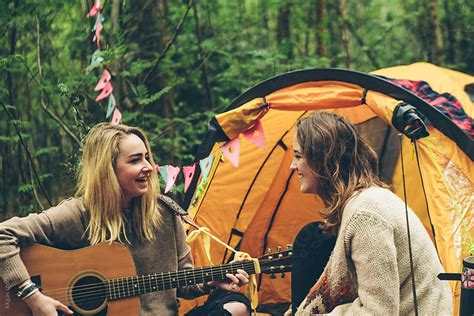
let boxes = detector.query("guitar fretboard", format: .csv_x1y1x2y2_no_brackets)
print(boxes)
106,260,257,300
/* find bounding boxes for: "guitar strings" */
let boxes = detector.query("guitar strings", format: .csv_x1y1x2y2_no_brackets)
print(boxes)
41,262,257,305
40,261,254,296
39,261,260,305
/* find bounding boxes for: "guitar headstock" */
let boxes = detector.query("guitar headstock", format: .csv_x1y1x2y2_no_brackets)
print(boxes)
258,245,293,279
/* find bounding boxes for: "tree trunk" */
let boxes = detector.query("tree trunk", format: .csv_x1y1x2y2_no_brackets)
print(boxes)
146,0,175,118
332,0,380,68
315,0,326,57
336,0,350,68
260,0,270,47
326,1,340,67
2,0,20,216
192,0,213,109
429,0,444,64
110,0,123,107
442,0,454,63
303,2,313,56
276,0,292,59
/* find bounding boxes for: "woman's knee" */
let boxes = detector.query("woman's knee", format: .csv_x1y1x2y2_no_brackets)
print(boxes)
223,301,250,316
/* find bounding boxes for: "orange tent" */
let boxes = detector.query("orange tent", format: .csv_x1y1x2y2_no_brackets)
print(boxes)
181,63,473,314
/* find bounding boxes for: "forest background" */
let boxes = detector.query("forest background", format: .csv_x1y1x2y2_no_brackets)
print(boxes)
1,0,473,219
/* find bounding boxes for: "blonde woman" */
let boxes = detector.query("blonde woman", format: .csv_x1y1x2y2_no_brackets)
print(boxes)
288,111,452,315
0,123,249,316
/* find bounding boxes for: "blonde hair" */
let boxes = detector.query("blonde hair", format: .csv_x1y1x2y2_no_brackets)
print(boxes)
76,123,162,244
296,111,387,235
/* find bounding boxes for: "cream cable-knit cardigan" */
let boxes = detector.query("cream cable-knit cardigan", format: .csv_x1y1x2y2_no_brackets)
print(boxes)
292,186,452,315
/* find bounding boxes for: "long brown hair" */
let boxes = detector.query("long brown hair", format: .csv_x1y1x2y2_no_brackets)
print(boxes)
76,123,162,244
295,111,386,235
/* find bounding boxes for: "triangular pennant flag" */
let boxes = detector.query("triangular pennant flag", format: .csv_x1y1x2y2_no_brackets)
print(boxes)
159,165,168,180
154,164,160,173
110,107,121,125
92,14,103,48
87,0,103,17
95,81,113,102
164,166,181,193
220,138,240,167
87,50,104,72
95,69,111,91
106,95,116,119
243,119,265,149
183,163,196,193
91,13,105,31
199,153,214,181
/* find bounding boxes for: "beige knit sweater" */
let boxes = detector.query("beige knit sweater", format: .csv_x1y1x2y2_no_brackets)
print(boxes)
293,187,453,315
0,197,208,315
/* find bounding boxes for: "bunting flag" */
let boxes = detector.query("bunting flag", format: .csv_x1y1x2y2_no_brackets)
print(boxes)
92,14,103,48
86,0,121,122
154,164,160,173
243,119,265,149
95,81,113,102
153,119,269,196
111,107,121,125
159,165,168,181
164,166,181,194
183,163,196,193
106,95,116,119
88,50,104,72
87,0,103,17
220,137,240,167
95,69,111,91
199,153,215,181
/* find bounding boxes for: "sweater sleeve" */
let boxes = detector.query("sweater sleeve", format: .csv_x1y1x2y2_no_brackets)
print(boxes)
173,214,210,299
329,212,400,315
0,198,87,290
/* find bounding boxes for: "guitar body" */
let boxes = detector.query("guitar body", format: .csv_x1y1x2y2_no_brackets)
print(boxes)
0,243,139,316
0,241,292,315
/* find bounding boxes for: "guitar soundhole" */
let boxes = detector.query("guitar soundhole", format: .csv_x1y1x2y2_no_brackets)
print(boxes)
71,275,107,312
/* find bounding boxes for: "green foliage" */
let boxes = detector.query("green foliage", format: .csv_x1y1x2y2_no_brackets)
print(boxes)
0,0,472,220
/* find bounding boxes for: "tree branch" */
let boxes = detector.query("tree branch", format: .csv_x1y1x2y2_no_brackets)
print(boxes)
331,0,380,69
140,0,194,85
1,101,53,207
34,16,81,145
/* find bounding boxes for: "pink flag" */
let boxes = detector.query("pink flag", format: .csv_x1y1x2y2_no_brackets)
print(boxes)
92,15,103,48
111,107,121,125
220,138,240,167
95,69,111,91
182,163,196,193
87,0,103,17
243,119,265,149
95,81,113,102
164,166,181,193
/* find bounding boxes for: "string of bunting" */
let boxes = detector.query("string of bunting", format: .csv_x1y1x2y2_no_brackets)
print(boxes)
86,0,121,124
156,119,266,197
85,2,266,197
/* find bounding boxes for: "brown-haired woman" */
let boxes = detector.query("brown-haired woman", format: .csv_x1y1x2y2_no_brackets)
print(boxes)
0,123,249,316
288,111,452,314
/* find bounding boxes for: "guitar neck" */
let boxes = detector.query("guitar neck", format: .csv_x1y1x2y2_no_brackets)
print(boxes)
106,260,257,300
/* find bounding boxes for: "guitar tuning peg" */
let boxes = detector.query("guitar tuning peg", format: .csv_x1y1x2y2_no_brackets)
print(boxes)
267,248,272,254
281,272,286,278
286,244,293,251
270,273,276,279
276,246,281,252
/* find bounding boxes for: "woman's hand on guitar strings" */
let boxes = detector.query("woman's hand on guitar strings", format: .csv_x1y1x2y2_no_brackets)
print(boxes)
207,258,250,293
24,291,73,316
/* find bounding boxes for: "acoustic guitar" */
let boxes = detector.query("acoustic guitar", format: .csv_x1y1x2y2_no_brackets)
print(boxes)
0,243,292,315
